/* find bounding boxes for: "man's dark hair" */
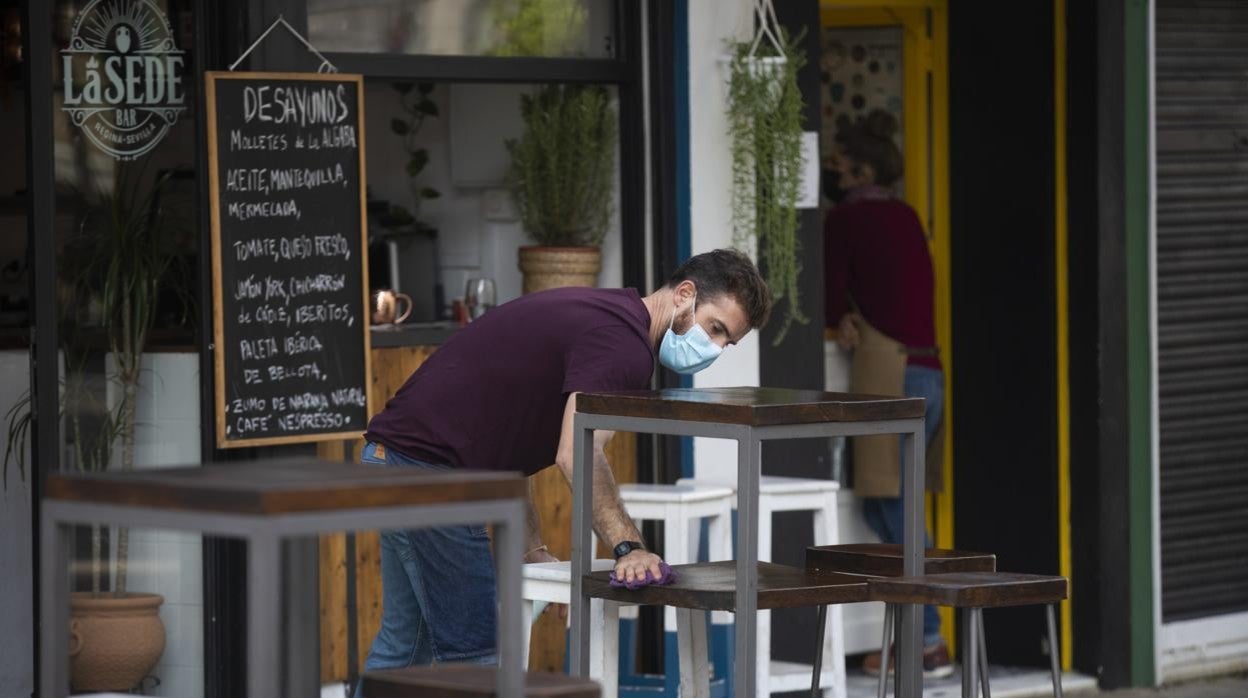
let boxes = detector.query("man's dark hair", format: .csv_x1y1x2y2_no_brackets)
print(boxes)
665,248,772,329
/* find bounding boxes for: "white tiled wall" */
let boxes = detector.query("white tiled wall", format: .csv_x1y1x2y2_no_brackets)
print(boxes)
107,352,203,698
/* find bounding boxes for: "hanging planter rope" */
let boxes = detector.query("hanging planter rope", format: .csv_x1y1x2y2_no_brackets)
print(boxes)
724,0,809,344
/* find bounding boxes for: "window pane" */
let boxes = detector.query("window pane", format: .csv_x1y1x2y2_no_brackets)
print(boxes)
307,0,617,58
47,0,205,690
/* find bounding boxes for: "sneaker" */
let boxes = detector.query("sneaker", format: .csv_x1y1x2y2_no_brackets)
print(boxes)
862,641,955,680
923,641,954,679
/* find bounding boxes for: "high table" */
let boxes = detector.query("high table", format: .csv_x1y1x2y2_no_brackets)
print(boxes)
568,388,927,698
40,459,527,697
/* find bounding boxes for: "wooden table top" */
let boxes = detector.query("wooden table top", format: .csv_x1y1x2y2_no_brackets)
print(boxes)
868,572,1069,608
576,387,924,426
583,561,873,610
43,460,525,515
806,543,997,577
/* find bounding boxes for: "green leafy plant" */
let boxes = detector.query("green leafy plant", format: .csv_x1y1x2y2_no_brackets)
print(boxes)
74,165,192,594
388,82,440,237
505,84,616,247
488,0,588,57
2,165,191,596
726,29,809,344
3,390,31,488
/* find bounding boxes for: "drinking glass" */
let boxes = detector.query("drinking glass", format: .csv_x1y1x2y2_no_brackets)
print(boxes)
464,278,496,320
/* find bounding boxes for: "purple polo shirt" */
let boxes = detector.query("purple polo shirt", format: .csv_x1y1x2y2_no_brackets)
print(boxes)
364,287,654,475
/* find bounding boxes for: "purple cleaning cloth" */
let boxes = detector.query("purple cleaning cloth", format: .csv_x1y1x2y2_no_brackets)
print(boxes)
609,562,677,590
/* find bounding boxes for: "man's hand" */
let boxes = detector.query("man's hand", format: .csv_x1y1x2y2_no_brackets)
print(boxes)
837,312,861,350
614,549,665,585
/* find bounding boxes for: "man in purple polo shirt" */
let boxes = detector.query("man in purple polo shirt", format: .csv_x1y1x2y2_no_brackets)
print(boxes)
358,249,772,674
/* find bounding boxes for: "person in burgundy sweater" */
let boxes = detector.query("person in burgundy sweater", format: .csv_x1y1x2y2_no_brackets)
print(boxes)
824,110,951,677
356,249,771,683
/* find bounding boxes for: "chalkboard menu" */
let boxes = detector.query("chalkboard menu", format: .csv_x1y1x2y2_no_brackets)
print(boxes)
206,72,371,448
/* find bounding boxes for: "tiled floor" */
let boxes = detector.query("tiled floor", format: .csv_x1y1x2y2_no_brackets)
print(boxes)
321,669,1248,698
1093,674,1248,697
844,664,1097,698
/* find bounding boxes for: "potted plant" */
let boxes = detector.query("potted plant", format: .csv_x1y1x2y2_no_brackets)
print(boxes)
2,165,191,691
505,83,616,293
725,22,809,343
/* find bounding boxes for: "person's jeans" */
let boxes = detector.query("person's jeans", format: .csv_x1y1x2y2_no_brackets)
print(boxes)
358,441,498,681
862,365,945,648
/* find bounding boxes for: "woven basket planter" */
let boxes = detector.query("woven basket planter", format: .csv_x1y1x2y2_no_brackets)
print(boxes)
518,246,602,294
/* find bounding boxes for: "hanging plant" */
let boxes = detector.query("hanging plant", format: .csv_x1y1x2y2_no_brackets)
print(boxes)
725,20,808,345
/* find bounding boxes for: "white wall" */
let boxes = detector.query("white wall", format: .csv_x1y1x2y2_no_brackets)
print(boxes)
362,81,624,313
686,0,761,483
107,353,204,698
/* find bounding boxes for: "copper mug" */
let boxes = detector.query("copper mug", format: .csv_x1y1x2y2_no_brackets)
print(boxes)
372,289,413,325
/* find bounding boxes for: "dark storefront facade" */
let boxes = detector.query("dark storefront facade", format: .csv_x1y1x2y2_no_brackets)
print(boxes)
3,1,1246,695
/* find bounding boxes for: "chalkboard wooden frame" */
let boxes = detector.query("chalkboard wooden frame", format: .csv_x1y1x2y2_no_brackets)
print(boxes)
206,71,373,448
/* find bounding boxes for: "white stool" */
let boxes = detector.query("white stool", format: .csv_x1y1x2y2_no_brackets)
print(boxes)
618,482,735,692
520,559,621,698
678,475,844,698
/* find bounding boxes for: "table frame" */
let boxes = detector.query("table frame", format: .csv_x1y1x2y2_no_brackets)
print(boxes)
568,413,926,698
40,497,527,697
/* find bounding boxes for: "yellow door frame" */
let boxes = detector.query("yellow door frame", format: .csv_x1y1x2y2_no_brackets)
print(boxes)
820,0,1074,670
820,0,956,652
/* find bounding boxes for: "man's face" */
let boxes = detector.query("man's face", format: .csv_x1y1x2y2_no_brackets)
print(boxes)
672,289,752,349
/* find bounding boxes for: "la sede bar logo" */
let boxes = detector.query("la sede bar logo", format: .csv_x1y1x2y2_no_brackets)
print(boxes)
61,0,187,161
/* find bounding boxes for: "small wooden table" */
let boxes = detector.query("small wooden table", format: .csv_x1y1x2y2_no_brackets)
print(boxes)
40,460,528,697
568,387,928,698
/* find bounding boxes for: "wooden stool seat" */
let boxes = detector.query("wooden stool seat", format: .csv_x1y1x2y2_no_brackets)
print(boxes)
868,571,1068,608
806,543,996,576
862,572,1070,698
806,545,997,694
362,666,601,698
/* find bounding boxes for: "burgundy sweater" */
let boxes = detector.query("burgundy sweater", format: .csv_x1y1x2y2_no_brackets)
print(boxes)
824,194,942,371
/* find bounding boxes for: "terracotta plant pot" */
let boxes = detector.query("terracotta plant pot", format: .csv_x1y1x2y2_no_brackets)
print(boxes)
517,246,602,294
69,591,166,692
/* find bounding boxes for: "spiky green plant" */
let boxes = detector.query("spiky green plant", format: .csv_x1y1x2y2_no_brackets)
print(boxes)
505,84,616,247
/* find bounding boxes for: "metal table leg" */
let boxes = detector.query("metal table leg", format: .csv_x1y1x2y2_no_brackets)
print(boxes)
495,498,525,696
735,434,761,698
898,422,926,698
285,538,320,697
39,510,71,697
811,605,827,697
570,418,595,677
248,534,281,698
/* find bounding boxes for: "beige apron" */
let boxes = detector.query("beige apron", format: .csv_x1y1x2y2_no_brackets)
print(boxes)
848,318,946,497
849,318,908,497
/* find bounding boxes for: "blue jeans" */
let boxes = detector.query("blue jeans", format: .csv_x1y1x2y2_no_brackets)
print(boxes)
359,441,498,677
862,365,945,648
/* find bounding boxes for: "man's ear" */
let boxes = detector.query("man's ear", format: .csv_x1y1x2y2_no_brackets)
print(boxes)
675,279,696,304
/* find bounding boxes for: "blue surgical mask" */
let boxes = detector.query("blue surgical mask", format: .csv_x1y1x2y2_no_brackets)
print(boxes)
658,296,723,375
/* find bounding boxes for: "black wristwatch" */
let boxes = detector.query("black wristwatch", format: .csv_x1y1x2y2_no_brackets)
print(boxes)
612,541,645,559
